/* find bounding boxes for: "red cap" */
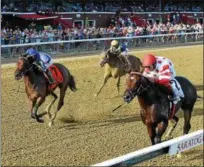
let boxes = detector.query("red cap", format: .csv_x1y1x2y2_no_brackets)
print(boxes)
142,54,156,67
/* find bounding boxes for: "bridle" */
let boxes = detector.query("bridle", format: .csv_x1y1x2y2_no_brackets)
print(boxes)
127,72,151,99
16,57,34,78
128,72,170,103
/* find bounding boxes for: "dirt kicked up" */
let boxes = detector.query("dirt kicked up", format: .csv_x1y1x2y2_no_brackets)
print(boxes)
1,45,203,166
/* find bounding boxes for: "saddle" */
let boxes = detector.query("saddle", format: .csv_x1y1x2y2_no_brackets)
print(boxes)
33,63,64,91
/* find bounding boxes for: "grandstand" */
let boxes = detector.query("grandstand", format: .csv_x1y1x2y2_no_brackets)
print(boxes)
1,0,203,58
1,0,203,29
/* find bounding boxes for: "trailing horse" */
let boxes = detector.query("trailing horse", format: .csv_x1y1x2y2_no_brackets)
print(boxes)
95,52,142,97
14,56,76,127
123,72,199,145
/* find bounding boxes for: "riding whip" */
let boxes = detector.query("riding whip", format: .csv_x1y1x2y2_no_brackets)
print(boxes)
112,103,128,113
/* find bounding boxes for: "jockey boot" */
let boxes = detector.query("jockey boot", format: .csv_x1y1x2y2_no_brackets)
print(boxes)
172,87,181,104
172,95,181,104
169,103,176,119
46,70,55,84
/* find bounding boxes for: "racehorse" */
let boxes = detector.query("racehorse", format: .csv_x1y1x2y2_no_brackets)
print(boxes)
14,56,76,127
123,72,198,145
95,52,142,97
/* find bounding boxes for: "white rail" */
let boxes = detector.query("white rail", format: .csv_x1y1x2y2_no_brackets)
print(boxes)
92,129,203,166
1,12,204,15
1,32,203,48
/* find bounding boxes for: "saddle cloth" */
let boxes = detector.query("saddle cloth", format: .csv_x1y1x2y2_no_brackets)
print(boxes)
47,64,64,90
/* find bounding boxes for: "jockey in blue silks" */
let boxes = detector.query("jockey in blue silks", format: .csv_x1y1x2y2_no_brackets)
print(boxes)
25,47,55,84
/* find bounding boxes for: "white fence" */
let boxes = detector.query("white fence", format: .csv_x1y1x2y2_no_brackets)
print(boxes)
1,32,203,48
1,32,203,58
92,129,203,166
2,11,204,15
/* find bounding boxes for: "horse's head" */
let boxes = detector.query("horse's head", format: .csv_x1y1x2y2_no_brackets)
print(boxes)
100,51,118,67
14,56,34,80
123,72,150,103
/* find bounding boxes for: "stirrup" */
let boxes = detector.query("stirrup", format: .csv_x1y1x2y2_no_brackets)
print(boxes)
172,97,181,104
168,95,174,101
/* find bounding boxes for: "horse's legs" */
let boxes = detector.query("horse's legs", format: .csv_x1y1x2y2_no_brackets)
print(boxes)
46,92,58,119
94,73,111,97
49,86,67,127
116,76,121,96
29,99,36,119
183,109,192,134
165,116,179,139
154,120,168,144
32,96,45,123
146,123,156,145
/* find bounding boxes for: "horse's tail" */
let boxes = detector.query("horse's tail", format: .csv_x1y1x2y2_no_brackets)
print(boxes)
68,74,77,92
197,95,203,101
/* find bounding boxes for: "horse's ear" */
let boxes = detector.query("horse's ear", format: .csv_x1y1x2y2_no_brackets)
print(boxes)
140,65,145,73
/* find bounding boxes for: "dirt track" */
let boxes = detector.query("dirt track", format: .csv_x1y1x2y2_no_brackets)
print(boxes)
1,45,203,166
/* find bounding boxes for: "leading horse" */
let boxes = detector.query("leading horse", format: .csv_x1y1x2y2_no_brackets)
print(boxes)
95,52,142,97
123,72,198,145
14,56,76,127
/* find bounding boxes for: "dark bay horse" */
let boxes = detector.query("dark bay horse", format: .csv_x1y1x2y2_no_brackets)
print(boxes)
14,56,76,127
95,52,142,97
123,72,198,145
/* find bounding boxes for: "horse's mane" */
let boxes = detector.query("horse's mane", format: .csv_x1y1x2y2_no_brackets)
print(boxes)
140,75,170,100
21,56,45,77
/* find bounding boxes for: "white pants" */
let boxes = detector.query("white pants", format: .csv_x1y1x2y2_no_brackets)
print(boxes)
121,49,129,57
39,52,53,72
170,78,184,103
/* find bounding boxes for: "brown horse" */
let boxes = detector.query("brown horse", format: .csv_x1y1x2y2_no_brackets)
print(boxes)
14,56,76,127
95,52,142,97
123,72,198,145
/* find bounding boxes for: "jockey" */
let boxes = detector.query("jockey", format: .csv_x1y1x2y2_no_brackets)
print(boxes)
107,39,131,71
141,53,184,105
25,47,55,84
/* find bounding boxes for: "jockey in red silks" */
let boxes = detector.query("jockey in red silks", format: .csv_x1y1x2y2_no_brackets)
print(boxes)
141,53,184,106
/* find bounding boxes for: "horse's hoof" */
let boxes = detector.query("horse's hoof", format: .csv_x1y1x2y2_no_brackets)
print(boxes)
48,121,53,127
36,117,44,123
31,112,36,119
38,112,47,118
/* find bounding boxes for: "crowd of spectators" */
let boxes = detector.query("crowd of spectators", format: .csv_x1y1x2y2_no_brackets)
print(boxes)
2,1,203,13
1,21,203,45
164,1,202,12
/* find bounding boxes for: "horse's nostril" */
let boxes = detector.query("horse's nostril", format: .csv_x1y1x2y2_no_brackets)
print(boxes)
123,95,129,101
